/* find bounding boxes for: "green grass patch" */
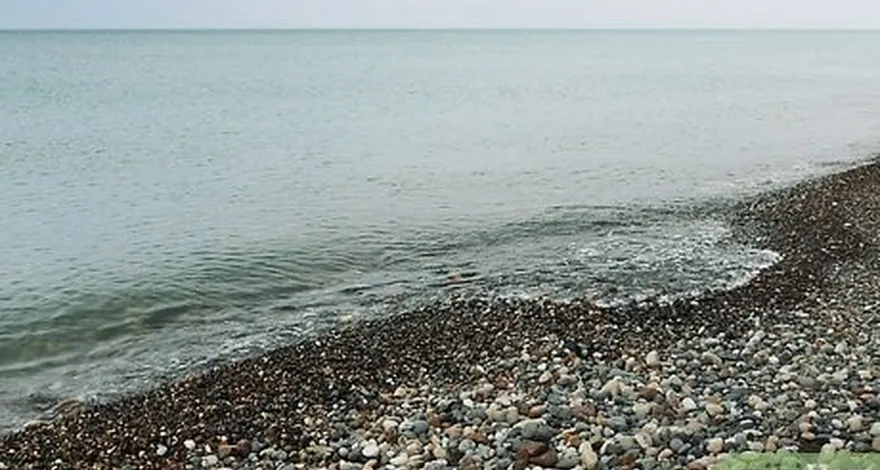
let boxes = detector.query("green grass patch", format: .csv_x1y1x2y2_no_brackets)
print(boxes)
719,453,880,470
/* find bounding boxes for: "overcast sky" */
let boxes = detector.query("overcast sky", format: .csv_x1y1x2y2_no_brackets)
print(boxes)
2,0,880,29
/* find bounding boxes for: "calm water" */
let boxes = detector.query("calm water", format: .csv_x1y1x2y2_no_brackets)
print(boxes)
2,30,880,430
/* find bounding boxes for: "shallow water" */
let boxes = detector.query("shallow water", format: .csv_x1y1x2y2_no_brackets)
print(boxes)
2,30,880,430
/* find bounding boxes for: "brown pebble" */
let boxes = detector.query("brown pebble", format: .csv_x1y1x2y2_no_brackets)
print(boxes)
530,448,559,467
462,427,488,444
528,405,547,418
619,454,636,469
638,386,660,400
444,425,463,438
516,440,549,460
573,404,597,421
460,455,482,470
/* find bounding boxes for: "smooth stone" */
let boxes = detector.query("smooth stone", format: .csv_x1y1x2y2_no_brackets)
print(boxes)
847,415,865,432
389,455,408,466
680,398,698,412
156,444,168,457
423,459,448,470
608,417,628,432
870,423,880,437
668,439,684,453
658,448,674,460
579,442,598,470
556,447,579,469
549,405,573,421
700,352,723,367
411,420,430,436
202,455,219,467
633,403,653,418
514,419,556,442
645,351,661,368
184,440,197,451
539,371,554,385
873,437,880,452
705,403,724,417
706,438,723,454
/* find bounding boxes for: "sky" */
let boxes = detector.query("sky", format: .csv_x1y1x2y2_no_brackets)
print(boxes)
2,0,880,30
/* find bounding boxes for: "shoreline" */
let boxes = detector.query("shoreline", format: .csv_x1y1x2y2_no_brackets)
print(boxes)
3,161,880,469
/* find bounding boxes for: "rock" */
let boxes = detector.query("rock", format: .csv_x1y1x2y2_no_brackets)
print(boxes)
608,416,628,432
658,448,674,460
633,403,653,418
680,397,698,412
362,440,380,459
530,448,559,467
515,419,556,442
156,444,168,457
765,436,779,452
424,459,448,470
459,455,482,470
635,432,652,449
579,442,598,470
804,399,817,410
645,351,661,368
706,438,723,454
700,352,723,367
405,441,423,456
556,447,580,469
705,403,724,417
747,395,768,411
870,423,880,437
873,437,880,452
184,439,197,451
411,420,430,436
669,438,684,453
529,405,547,418
389,454,409,467
202,455,219,467
539,371,554,385
235,439,251,456
601,378,623,396
847,415,865,432
638,385,661,401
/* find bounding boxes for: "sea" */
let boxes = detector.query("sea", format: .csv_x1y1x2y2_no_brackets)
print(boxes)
2,30,880,431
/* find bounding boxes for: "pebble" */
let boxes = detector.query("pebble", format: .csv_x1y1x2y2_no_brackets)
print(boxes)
680,397,698,412
645,351,661,368
156,444,168,457
705,403,724,417
706,438,723,454
847,415,865,432
579,442,598,470
361,440,380,459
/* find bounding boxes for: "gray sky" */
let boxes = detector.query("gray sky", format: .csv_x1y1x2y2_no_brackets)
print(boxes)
2,0,880,29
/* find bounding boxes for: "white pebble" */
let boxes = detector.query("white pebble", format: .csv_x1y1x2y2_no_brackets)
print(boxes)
680,397,698,412
184,440,197,451
579,442,598,470
156,445,168,457
870,422,880,437
645,350,661,368
362,440,380,459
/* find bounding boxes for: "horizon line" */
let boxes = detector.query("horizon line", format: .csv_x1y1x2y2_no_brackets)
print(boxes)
2,26,880,32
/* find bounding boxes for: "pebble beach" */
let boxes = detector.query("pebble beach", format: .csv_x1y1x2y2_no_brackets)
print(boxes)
3,160,880,469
